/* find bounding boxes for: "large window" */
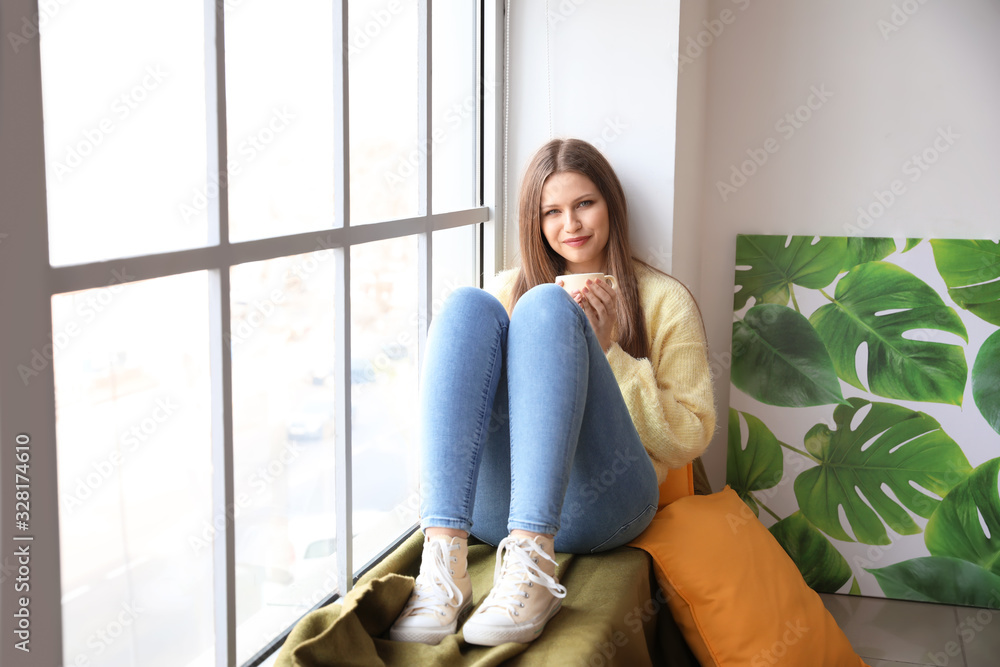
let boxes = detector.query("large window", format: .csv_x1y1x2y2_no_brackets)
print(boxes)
0,1,503,665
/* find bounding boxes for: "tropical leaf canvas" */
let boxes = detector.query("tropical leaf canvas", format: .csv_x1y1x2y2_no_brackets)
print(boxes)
728,235,1000,609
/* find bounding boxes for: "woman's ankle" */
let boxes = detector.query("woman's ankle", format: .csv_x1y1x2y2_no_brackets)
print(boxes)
508,529,553,542
424,527,469,540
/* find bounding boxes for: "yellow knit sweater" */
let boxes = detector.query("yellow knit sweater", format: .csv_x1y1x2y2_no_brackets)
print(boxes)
486,261,716,485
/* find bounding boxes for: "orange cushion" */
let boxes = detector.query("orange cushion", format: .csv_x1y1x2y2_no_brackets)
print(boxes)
657,462,694,510
630,487,869,667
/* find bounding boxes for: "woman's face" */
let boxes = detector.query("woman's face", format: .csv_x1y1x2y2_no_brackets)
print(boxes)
540,171,610,274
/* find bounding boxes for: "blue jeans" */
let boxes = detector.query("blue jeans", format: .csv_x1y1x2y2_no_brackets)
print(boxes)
418,284,659,554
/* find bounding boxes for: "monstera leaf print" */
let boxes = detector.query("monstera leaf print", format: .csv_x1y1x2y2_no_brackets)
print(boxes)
810,261,968,405
972,329,1000,436
769,511,852,592
731,305,845,407
925,457,1000,576
867,557,1000,608
726,409,783,516
840,237,923,272
794,398,972,545
841,237,897,272
734,235,846,310
931,239,1000,326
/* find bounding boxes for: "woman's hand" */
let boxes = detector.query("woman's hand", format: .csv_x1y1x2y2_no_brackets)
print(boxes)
572,279,618,353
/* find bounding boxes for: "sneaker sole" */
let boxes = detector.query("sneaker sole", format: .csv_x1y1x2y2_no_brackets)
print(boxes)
462,600,562,646
389,600,474,645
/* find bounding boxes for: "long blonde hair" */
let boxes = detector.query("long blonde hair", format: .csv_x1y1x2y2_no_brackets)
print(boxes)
511,139,650,360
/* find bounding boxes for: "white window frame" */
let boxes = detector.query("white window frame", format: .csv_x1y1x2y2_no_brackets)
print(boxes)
0,1,505,665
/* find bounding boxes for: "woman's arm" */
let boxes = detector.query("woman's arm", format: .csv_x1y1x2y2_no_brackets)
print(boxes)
606,275,716,481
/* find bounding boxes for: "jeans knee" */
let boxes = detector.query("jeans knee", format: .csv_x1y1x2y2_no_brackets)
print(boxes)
441,287,508,324
513,283,578,322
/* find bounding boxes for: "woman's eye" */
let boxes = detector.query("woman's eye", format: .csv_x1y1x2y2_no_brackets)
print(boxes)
543,209,559,216
577,200,592,208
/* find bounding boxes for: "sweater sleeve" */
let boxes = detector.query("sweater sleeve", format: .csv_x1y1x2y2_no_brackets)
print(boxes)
606,275,716,483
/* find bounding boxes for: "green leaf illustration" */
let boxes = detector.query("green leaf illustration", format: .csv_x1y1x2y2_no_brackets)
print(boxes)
903,238,922,252
842,238,897,273
769,511,851,592
925,458,1000,576
973,329,1000,436
734,235,847,311
726,409,784,516
732,305,846,407
810,261,969,405
931,239,1000,326
867,556,1000,608
848,577,860,595
794,398,972,545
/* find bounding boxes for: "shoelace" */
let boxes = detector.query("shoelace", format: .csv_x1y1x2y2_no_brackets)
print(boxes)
480,536,567,618
403,540,466,618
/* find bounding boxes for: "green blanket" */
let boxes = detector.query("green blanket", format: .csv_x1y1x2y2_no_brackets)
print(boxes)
275,531,698,666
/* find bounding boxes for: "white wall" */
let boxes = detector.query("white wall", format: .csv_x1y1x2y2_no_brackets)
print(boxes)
689,0,1000,489
504,0,681,272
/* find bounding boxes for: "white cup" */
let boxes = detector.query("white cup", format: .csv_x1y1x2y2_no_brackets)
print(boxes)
556,272,617,294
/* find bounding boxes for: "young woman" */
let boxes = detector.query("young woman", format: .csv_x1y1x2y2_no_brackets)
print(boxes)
390,138,716,647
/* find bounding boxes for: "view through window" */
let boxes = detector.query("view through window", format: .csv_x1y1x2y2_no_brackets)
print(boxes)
38,1,492,664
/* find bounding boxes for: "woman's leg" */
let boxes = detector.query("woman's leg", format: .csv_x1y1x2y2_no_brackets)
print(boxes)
548,326,660,553
509,283,658,550
466,375,514,545
418,286,509,534
392,287,508,645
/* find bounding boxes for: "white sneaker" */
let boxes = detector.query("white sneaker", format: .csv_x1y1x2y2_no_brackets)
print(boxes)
462,535,567,646
389,536,473,644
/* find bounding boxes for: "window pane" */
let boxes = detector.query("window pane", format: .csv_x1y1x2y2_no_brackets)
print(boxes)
41,1,208,266
350,237,419,570
224,1,335,243
230,250,337,662
349,0,418,225
53,272,213,666
432,1,478,214
433,226,478,300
